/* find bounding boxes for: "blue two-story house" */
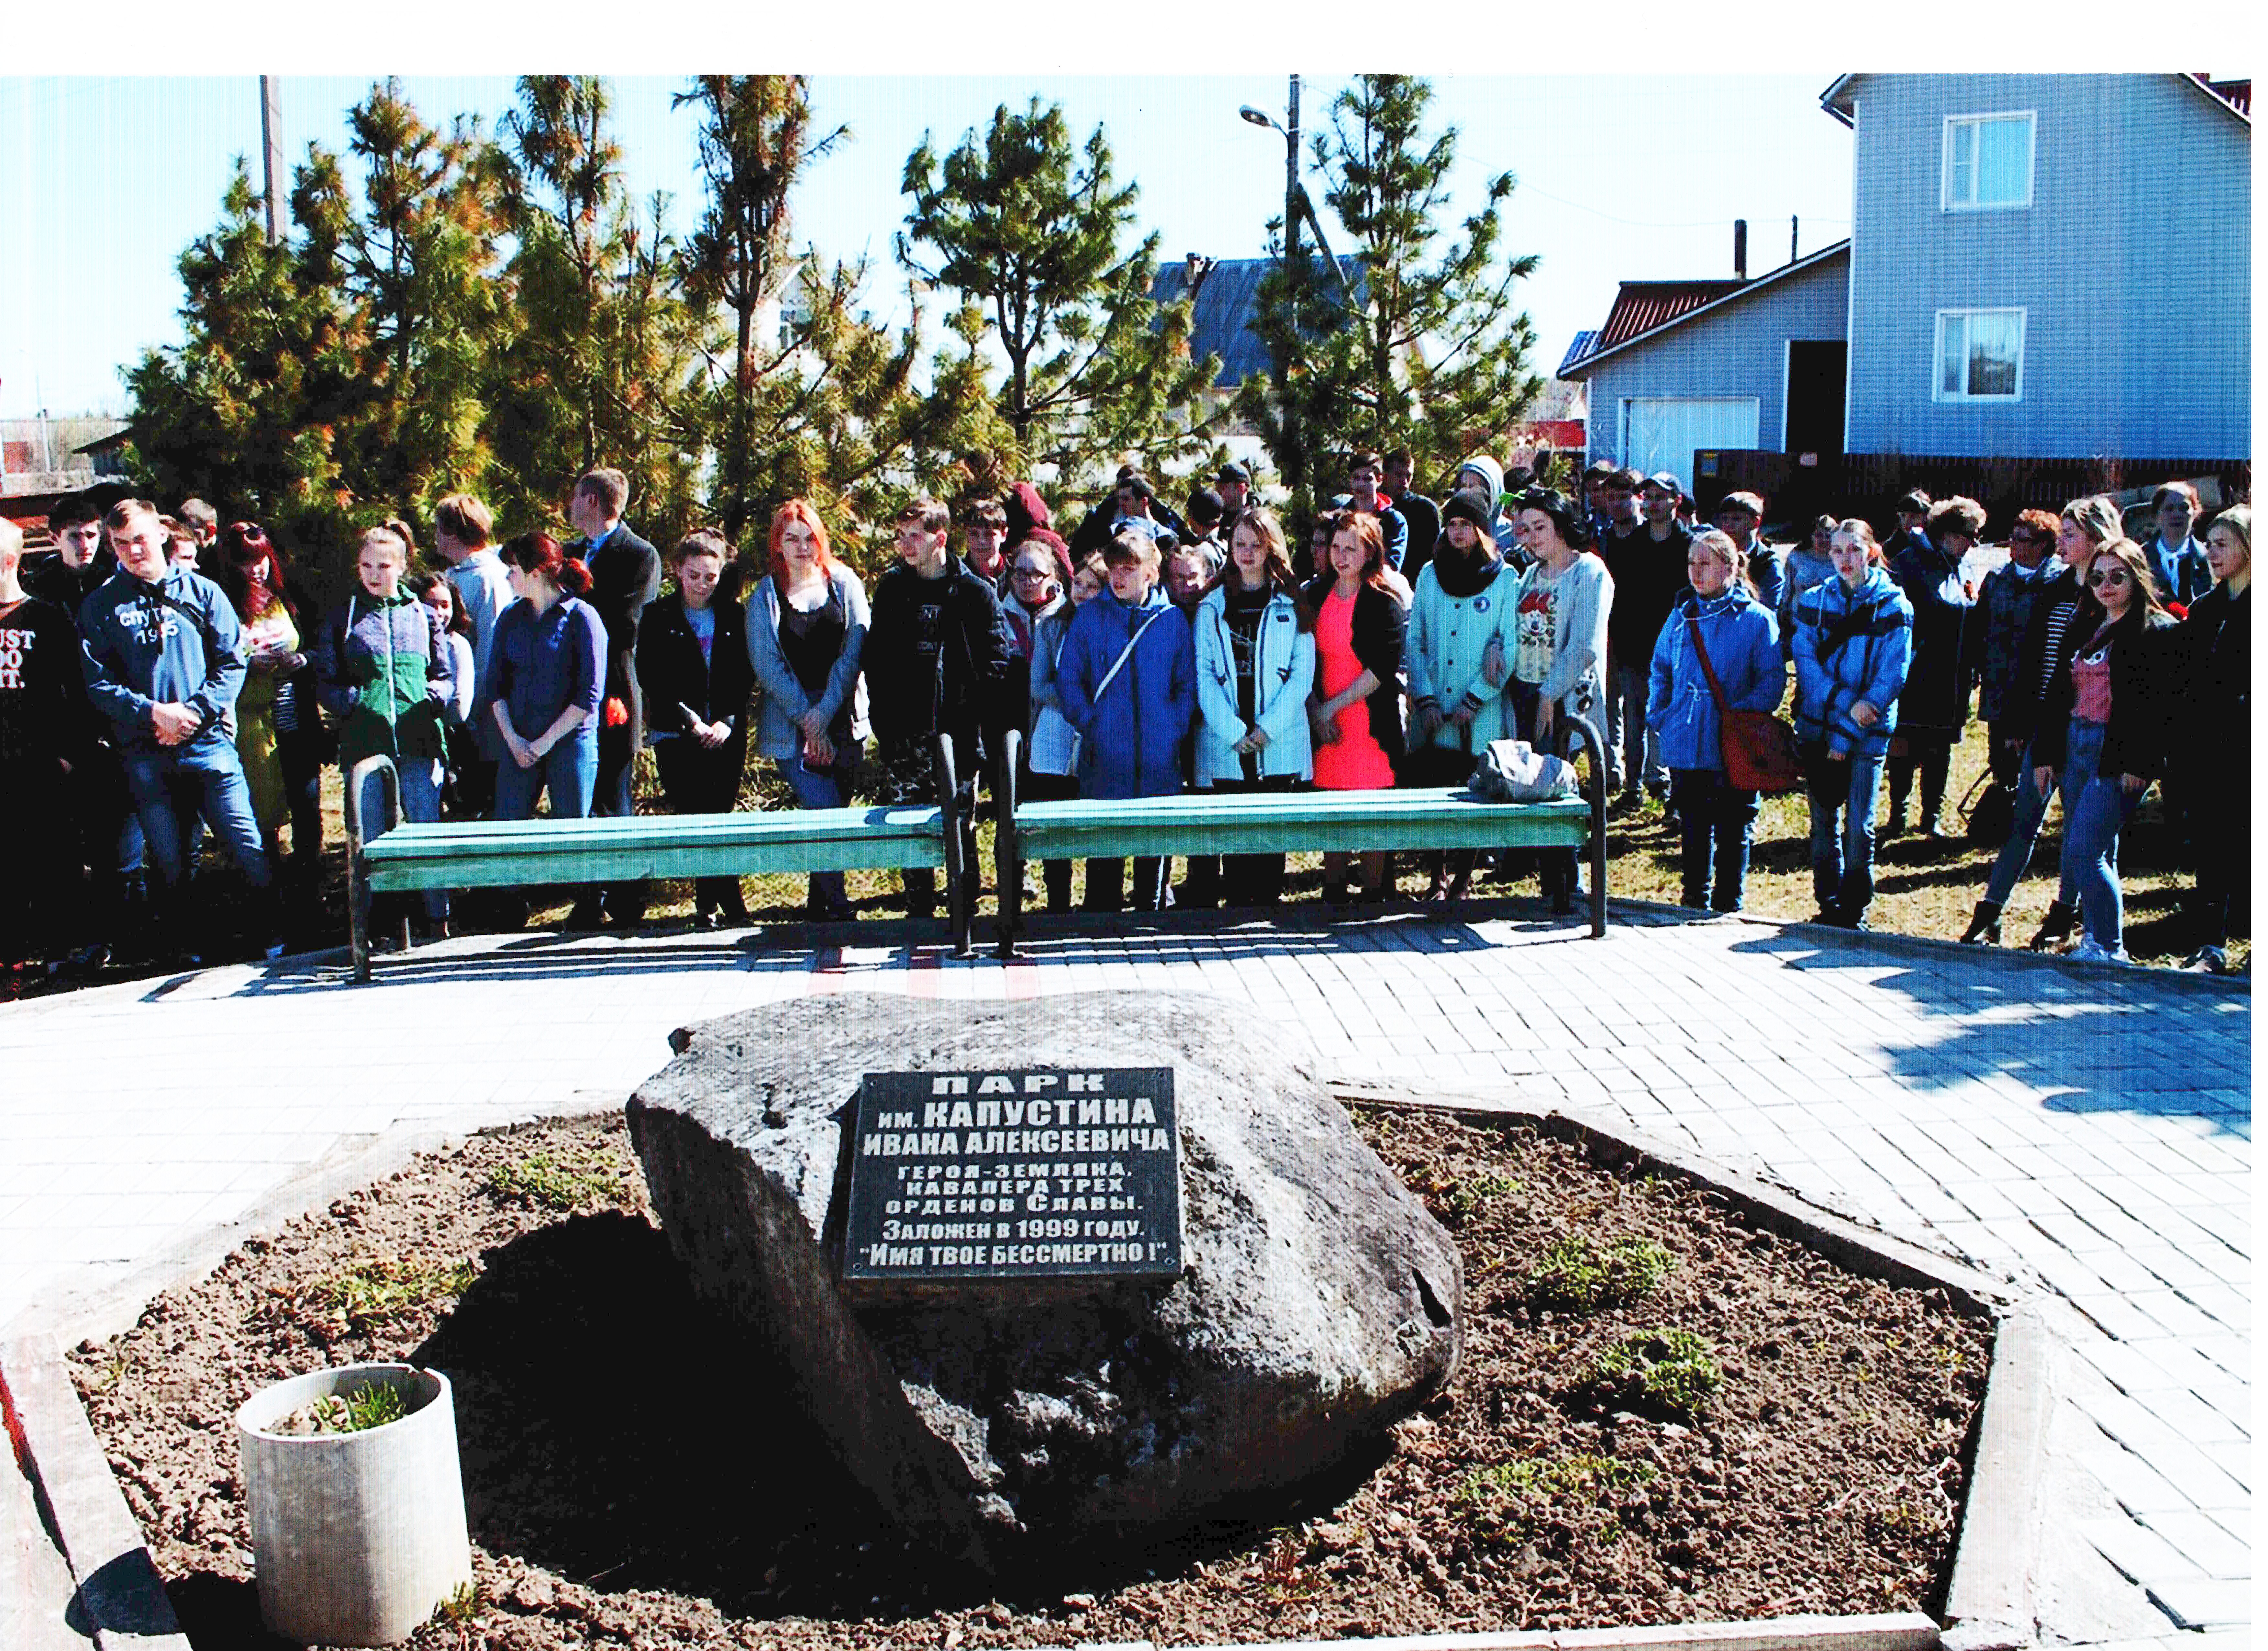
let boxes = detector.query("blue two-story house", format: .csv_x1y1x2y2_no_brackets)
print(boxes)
1564,73,2250,491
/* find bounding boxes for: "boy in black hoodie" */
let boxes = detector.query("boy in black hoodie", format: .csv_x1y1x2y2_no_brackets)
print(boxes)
864,497,1013,920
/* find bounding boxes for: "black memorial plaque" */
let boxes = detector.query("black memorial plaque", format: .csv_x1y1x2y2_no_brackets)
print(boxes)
841,1067,1182,1283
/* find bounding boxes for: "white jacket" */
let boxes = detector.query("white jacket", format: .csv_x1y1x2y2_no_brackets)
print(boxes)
1192,583,1316,784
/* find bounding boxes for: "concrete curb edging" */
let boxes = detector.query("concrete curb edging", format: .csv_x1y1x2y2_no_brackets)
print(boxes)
1072,1615,1942,1649
1937,1304,2055,1651
1330,1082,2054,1649
0,1332,190,1651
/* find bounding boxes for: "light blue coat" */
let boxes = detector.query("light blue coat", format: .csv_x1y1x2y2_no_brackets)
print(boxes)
1192,583,1315,784
1406,557,1519,751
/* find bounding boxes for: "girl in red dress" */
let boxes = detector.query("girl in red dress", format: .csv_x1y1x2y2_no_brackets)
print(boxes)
1302,510,1407,904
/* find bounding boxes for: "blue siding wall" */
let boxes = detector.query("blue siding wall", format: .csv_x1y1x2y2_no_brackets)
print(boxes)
1842,74,2250,460
1579,249,1850,467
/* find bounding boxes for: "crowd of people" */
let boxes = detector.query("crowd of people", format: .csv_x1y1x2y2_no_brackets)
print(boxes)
0,455,2247,984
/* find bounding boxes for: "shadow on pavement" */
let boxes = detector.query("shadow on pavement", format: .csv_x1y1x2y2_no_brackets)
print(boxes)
1725,926,2249,1134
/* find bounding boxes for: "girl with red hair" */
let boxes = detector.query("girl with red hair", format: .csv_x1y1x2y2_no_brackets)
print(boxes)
746,499,871,921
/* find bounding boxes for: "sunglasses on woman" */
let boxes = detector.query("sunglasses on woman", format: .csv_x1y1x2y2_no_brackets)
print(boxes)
2087,567,2131,587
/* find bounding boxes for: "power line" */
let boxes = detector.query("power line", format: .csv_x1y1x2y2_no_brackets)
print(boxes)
1515,176,1850,232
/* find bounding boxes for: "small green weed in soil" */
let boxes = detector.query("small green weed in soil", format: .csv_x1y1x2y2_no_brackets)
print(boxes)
1442,1171,1523,1225
1523,1232,1674,1309
306,1257,477,1335
484,1151,619,1212
1586,1329,1723,1420
1455,1453,1658,1547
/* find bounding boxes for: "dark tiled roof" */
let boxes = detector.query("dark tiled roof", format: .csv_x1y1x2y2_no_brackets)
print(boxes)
1595,280,1748,350
1557,331,1599,377
2196,75,2250,117
1150,256,1365,389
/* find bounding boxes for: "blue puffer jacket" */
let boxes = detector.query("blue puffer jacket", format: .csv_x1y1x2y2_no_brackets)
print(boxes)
1057,584,1195,800
1791,567,1914,758
1645,589,1784,773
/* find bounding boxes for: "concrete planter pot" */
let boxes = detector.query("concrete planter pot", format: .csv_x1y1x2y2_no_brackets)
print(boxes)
235,1362,473,1647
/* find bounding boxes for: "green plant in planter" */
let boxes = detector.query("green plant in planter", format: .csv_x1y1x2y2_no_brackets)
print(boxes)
1586,1328,1722,1419
1522,1233,1673,1309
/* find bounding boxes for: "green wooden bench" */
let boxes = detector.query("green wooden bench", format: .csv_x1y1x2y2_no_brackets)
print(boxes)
992,715,1610,957
342,739,976,981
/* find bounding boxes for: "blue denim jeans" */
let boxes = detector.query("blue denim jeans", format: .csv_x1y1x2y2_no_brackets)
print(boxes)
774,751,850,915
492,735,599,822
122,737,274,947
2059,722,2137,950
395,757,448,924
1805,750,1884,920
1670,767,1758,911
1983,731,2087,909
122,739,272,895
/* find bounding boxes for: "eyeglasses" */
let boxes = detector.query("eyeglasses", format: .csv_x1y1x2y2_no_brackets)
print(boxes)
1012,566,1053,581
2087,568,2131,587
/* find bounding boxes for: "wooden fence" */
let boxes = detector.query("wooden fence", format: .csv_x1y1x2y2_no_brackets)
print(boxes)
1693,451,2253,538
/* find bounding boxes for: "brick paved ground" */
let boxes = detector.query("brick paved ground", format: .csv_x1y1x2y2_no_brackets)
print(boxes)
0,904,2247,1645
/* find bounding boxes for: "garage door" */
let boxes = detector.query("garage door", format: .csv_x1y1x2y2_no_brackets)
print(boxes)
1620,398,1761,494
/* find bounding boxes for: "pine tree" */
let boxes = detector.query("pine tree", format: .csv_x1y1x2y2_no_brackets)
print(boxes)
1238,75,1541,514
324,80,510,514
898,98,1217,498
493,75,703,542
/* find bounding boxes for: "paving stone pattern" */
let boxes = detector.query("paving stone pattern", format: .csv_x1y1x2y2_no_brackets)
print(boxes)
0,908,2247,1641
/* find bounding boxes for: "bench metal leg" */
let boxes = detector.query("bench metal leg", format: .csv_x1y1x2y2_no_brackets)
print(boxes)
1559,714,1610,938
936,735,973,960
994,729,1024,960
342,756,403,983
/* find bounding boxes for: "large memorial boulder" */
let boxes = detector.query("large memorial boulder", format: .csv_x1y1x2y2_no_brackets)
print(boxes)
626,990,1461,1566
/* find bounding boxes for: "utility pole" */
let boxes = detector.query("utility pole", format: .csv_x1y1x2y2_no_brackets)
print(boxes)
260,76,283,244
1283,75,1302,504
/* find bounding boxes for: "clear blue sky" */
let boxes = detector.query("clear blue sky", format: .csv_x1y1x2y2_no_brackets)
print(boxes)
0,71,1865,422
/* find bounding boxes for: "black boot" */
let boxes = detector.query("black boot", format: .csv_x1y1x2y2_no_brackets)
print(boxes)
2028,899,2077,952
1959,899,2003,946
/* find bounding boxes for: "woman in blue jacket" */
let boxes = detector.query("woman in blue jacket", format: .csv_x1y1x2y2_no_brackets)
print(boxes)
1790,520,1914,929
1057,531,1196,912
478,533,606,826
1645,529,1784,913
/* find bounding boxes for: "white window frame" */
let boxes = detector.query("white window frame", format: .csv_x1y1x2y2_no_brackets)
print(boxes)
1932,308,2028,404
1941,111,2036,212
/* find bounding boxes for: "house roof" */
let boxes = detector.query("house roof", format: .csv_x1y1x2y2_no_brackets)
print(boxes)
1591,280,1748,353
1149,255,1365,389
1821,72,2251,128
1558,241,1851,380
1556,331,1599,377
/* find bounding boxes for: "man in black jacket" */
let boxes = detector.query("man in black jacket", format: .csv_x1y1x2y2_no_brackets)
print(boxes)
865,496,1014,921
565,466,661,927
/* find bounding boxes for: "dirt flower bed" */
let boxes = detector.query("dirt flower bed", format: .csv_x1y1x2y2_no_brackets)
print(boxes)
71,1107,1991,1650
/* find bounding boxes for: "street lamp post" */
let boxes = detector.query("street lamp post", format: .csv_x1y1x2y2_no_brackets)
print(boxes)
1241,78,1305,506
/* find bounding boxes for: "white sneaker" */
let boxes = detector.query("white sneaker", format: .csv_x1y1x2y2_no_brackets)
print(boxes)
2067,938,2129,964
